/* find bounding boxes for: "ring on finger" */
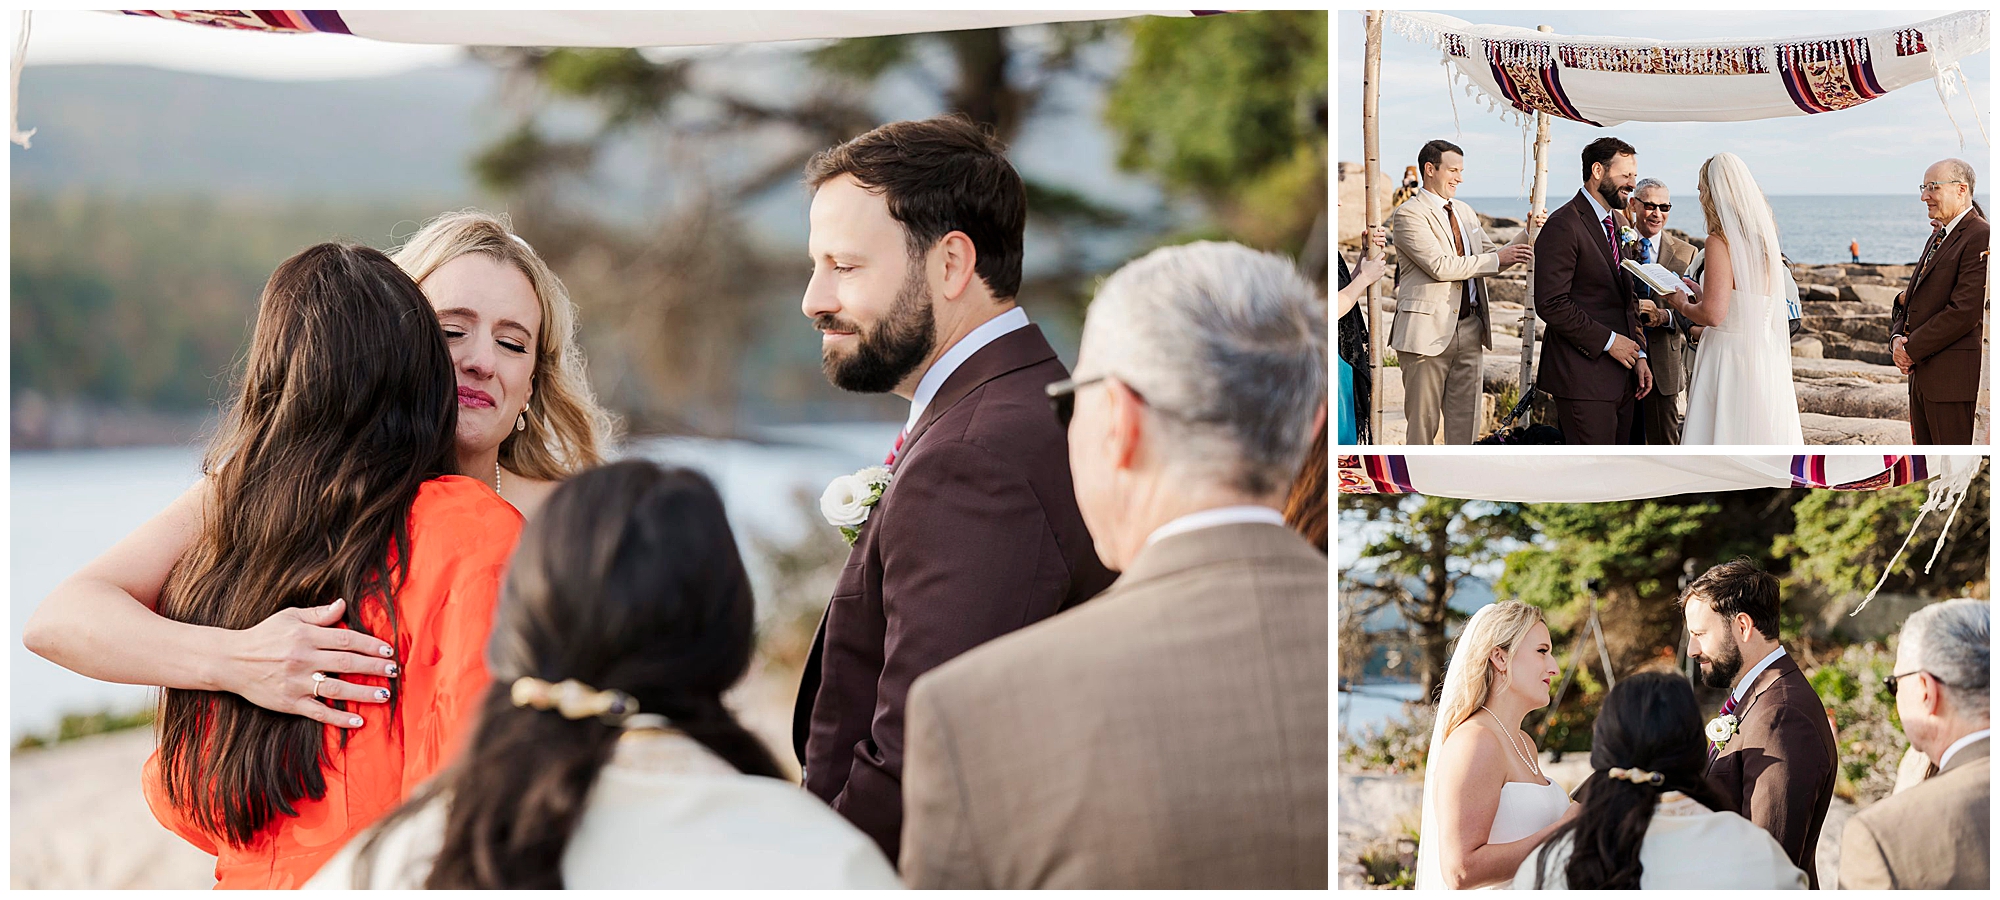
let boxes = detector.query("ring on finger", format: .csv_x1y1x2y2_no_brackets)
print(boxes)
311,671,328,699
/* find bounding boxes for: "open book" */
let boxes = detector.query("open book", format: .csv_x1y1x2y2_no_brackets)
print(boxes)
1620,259,1687,295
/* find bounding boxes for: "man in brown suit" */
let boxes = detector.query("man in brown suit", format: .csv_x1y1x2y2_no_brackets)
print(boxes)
1682,559,1838,888
900,242,1327,888
1622,179,1697,444
792,116,1115,863
1840,598,1990,889
1533,137,1652,444
1890,158,1988,444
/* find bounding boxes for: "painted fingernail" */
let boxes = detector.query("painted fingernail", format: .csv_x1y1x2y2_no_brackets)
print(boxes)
385,663,400,678
379,645,395,658
375,688,390,701
349,716,364,727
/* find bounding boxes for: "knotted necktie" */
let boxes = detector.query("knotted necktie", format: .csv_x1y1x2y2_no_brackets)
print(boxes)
1914,225,1947,282
1603,214,1622,265
1444,202,1475,319
884,427,907,466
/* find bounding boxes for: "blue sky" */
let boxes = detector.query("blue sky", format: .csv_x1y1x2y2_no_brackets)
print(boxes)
1337,10,1991,200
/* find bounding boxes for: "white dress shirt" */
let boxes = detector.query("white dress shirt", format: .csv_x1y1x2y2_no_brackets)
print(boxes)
1420,188,1480,308
1941,205,1973,238
1937,727,1991,771
1144,505,1288,548
1580,189,1645,358
1732,646,1788,704
904,306,1029,434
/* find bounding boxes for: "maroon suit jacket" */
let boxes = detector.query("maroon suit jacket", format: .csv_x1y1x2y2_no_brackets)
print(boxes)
1533,190,1642,402
1705,653,1838,888
792,324,1116,864
1892,212,1988,404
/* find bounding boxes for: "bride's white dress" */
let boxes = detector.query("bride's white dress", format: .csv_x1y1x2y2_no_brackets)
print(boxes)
1680,281,1803,444
1487,779,1571,844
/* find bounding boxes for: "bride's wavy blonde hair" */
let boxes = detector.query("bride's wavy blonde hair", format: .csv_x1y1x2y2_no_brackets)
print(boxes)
1437,601,1546,736
391,210,619,480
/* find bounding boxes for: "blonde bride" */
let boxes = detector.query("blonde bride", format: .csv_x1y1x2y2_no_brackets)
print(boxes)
1415,601,1578,889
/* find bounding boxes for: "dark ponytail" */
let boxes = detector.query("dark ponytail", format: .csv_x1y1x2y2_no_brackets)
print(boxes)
1531,671,1738,889
355,462,782,888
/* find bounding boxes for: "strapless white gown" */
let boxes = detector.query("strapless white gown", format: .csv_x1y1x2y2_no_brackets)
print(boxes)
1681,287,1803,445
1488,779,1571,844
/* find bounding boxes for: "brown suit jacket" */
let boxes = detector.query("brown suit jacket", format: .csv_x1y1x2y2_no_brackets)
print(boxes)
1534,190,1642,402
791,324,1115,865
1705,653,1838,888
899,523,1328,889
1839,735,1990,889
1892,212,1989,404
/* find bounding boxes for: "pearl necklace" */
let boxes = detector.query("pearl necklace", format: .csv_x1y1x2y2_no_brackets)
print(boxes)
1481,706,1543,777
493,461,502,494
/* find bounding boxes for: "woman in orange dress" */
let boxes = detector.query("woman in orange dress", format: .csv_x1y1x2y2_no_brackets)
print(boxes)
135,243,520,888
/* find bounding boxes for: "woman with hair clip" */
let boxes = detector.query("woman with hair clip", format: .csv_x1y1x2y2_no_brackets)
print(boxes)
1414,601,1578,889
132,243,522,888
25,211,620,735
307,461,900,889
1514,671,1805,889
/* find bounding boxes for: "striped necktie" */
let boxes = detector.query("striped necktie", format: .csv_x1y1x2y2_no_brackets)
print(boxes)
884,427,907,466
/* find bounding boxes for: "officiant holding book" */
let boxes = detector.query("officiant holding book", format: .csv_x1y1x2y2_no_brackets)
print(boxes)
1621,180,1697,444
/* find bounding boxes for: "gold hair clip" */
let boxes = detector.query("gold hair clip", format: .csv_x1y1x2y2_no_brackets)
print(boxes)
1607,766,1665,786
510,676,640,724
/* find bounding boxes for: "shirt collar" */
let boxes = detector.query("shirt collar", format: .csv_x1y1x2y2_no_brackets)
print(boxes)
1732,646,1787,704
1938,728,1991,770
1143,505,1288,548
1943,206,1973,238
905,306,1030,433
1582,188,1611,224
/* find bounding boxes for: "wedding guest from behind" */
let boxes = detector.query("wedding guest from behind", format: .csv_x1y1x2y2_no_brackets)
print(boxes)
1622,179,1697,444
23,211,615,734
1534,137,1651,444
900,242,1327,888
1839,598,1990,889
1336,222,1388,444
1515,672,1805,889
1682,558,1836,887
1415,602,1575,889
1389,140,1535,444
308,462,901,889
87,244,518,888
793,115,1115,862
1891,158,1988,444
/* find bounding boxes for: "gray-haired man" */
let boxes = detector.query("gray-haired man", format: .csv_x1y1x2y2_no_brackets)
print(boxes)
1622,178,1696,443
1840,599,1990,889
899,241,1327,888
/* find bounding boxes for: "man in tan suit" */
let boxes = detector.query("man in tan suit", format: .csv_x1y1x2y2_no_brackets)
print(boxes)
899,242,1326,888
1389,139,1534,444
1622,179,1697,444
1841,599,1990,889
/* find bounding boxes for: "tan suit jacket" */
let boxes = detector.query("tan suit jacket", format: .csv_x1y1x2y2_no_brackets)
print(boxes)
1389,193,1500,357
898,522,1327,888
1621,224,1697,395
1839,736,1990,889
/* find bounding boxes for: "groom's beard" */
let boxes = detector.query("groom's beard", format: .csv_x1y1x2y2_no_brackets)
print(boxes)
1597,182,1629,215
817,266,936,394
1698,640,1744,690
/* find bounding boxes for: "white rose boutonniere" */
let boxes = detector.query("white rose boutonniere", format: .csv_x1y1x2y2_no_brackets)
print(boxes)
1618,224,1639,246
1705,712,1739,749
821,465,893,546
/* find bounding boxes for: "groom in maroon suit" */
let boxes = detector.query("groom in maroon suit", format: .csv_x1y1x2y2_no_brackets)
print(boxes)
1683,558,1838,887
791,116,1115,863
1533,137,1652,444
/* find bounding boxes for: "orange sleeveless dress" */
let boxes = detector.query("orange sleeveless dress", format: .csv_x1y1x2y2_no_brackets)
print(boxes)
143,476,523,889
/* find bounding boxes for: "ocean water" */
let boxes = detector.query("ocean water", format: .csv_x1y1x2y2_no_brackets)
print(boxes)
1458,194,1989,266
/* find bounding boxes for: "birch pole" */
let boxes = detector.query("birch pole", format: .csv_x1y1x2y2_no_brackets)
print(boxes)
1519,24,1555,419
1363,11,1385,441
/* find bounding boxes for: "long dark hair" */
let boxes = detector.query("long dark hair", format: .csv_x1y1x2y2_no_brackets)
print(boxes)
357,460,783,889
1532,671,1738,889
1283,419,1327,551
155,243,458,847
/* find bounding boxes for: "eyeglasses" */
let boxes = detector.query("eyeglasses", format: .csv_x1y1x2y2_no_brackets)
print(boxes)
1636,201,1672,213
1883,669,1944,697
1045,375,1150,429
1919,181,1969,195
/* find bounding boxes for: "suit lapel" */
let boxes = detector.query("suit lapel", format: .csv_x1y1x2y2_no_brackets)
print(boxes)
1907,222,1965,297
1575,191,1617,275
1707,656,1790,772
900,323,1060,461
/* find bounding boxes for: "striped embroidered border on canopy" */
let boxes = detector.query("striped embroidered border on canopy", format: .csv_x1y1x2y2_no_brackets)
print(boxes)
1385,10,1989,127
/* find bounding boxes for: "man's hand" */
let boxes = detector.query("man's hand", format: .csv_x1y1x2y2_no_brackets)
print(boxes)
1608,333,1643,368
1526,210,1549,232
1498,243,1533,268
1892,335,1913,374
1636,296,1666,327
1635,357,1653,400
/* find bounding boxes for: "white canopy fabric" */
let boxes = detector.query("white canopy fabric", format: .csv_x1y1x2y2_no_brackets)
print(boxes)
1385,10,1988,133
113,10,1194,47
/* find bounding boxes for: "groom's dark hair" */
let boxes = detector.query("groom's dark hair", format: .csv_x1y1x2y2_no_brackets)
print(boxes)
1680,557,1781,640
1580,136,1636,183
804,115,1026,300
